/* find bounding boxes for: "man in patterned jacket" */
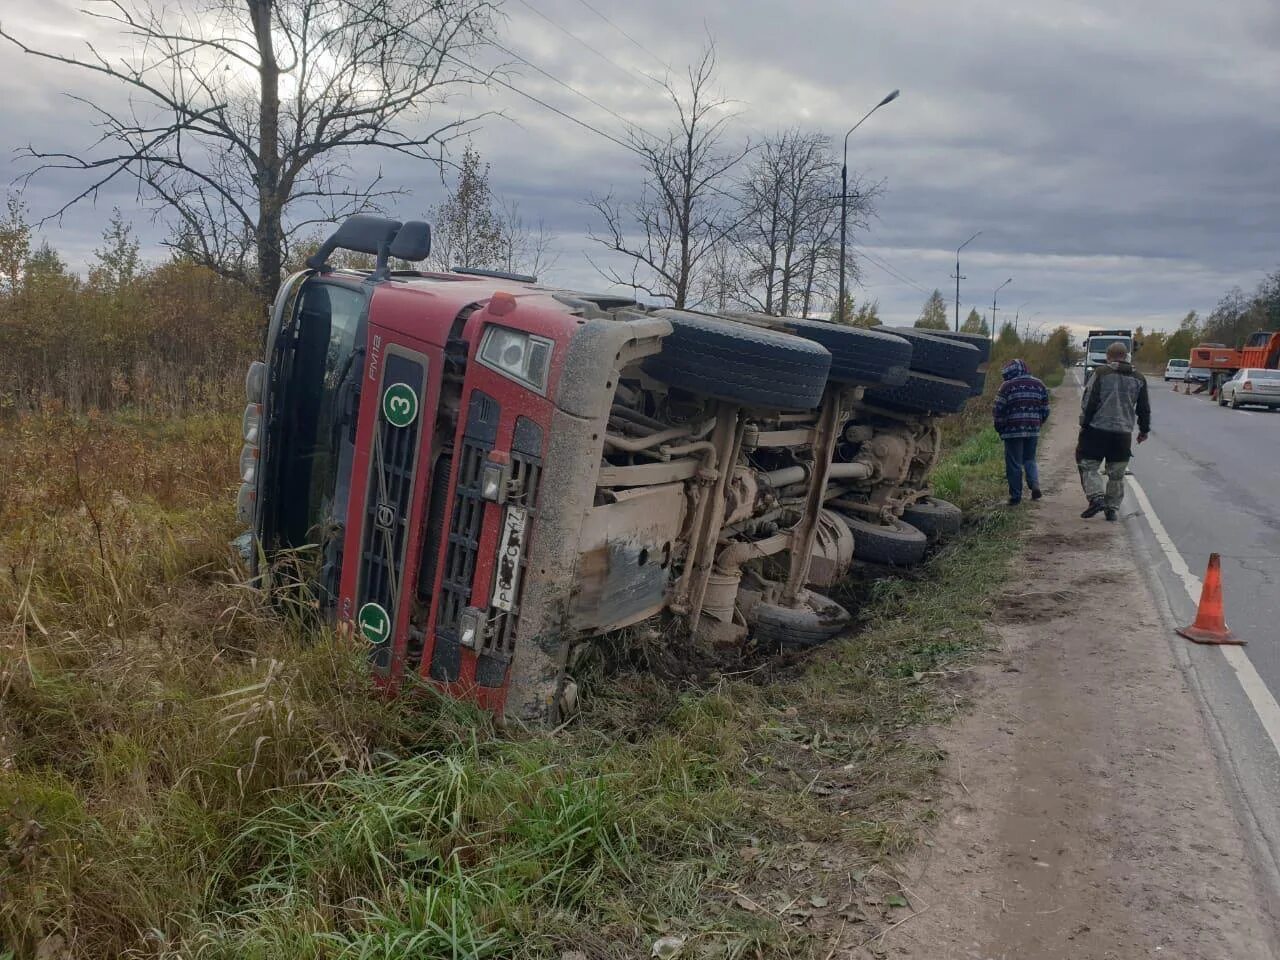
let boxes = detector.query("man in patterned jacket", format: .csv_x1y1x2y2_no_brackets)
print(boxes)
993,358,1051,506
1077,341,1150,521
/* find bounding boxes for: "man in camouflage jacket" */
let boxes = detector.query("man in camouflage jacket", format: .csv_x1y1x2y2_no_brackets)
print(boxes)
1077,342,1150,521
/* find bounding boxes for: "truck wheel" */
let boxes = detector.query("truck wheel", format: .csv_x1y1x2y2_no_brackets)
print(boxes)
752,591,851,650
921,330,993,364
884,328,982,381
969,365,989,397
902,497,963,541
646,310,831,410
836,513,928,565
768,318,913,386
863,370,971,414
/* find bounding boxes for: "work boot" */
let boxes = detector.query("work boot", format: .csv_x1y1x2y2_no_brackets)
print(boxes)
1105,508,1118,522
1081,497,1106,519
1031,488,1043,501
1008,497,1021,506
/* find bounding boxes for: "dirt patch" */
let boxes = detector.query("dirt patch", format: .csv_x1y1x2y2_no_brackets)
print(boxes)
1025,530,1110,553
994,589,1080,624
874,389,1280,959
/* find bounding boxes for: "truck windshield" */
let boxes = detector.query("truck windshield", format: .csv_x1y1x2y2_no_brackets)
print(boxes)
1089,338,1128,354
270,281,367,551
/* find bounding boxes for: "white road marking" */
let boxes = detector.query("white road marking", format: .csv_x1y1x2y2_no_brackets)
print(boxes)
1127,475,1280,757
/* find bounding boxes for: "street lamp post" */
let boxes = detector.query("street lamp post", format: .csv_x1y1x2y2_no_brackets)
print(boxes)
953,231,982,331
838,88,900,323
991,278,1012,340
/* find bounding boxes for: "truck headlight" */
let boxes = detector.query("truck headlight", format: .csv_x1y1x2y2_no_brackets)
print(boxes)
239,444,259,483
478,324,553,394
242,403,262,445
459,607,485,650
480,460,510,503
236,481,257,525
245,361,266,401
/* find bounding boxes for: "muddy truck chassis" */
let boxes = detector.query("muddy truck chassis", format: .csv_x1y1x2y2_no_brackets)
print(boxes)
237,215,984,724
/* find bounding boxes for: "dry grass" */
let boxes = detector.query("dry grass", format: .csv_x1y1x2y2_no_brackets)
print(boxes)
0,406,1020,960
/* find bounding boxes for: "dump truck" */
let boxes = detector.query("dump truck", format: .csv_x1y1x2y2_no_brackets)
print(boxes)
1081,328,1136,379
237,215,978,724
1188,331,1280,395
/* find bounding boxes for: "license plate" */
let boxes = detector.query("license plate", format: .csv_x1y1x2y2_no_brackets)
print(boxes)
491,505,527,612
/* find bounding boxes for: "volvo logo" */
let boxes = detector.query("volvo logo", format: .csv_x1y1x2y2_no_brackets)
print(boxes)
374,501,397,532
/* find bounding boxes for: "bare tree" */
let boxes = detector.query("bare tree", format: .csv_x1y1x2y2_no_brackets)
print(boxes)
429,142,505,271
427,144,558,279
734,129,833,316
498,201,559,279
586,43,748,309
1,0,499,304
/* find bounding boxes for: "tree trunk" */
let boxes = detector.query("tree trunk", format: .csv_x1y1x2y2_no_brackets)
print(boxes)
250,0,282,308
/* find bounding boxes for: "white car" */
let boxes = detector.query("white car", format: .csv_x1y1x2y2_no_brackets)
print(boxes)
1164,359,1190,382
1218,368,1280,409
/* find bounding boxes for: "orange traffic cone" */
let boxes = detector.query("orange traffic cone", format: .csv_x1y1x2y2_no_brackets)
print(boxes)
1177,554,1243,645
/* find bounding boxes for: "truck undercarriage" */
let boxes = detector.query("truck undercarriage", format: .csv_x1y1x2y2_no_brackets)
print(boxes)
240,215,988,724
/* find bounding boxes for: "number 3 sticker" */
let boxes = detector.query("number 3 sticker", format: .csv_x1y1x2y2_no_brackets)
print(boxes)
382,382,419,428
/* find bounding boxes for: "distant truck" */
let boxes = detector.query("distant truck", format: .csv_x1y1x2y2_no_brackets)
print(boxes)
1082,328,1136,379
1188,331,1280,395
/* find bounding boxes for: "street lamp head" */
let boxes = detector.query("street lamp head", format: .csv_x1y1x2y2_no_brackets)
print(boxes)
878,89,901,108
958,230,982,254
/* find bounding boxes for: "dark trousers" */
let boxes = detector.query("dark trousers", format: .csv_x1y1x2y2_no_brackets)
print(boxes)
1003,436,1040,502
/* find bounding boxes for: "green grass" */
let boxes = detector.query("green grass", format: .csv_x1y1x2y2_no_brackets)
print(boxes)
0,406,1022,959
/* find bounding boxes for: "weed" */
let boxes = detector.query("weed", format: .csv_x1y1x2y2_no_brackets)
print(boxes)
0,401,1025,959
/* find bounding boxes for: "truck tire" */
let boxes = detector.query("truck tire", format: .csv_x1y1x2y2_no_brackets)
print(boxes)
885,328,982,381
646,310,831,410
863,370,971,414
768,318,913,386
969,366,989,397
923,330,993,364
752,591,851,650
837,513,929,566
902,497,962,541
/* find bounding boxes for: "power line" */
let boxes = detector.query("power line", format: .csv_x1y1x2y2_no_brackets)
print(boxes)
510,0,664,90
569,0,672,74
852,246,932,296
442,46,642,156
453,36,935,304
489,37,658,141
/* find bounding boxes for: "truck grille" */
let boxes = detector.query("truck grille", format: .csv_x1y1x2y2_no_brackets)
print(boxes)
476,419,544,688
429,390,498,683
357,349,427,674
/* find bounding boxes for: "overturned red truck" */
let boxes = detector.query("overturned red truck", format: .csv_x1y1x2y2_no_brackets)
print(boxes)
237,216,987,724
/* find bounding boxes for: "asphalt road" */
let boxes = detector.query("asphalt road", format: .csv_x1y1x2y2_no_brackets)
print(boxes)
1095,369,1280,908
1136,379,1280,680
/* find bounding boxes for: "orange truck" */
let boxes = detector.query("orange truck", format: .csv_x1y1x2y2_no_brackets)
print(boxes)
1189,331,1280,394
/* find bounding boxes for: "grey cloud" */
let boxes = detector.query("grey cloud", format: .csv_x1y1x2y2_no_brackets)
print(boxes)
1,0,1278,332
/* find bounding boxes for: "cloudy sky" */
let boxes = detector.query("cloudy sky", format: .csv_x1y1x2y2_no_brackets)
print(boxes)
2,0,1279,335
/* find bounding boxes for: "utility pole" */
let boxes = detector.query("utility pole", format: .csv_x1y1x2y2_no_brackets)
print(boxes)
992,278,1012,341
1013,300,1032,340
838,89,900,323
953,231,981,331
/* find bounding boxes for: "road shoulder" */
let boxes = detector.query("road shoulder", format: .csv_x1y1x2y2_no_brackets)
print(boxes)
881,387,1280,959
